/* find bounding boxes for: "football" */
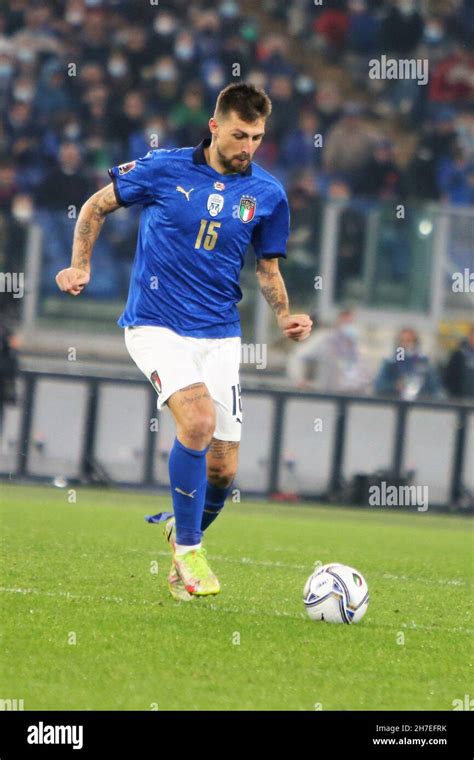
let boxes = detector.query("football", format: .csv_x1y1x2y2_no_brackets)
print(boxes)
303,563,369,623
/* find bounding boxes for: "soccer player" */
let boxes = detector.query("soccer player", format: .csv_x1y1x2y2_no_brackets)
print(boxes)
55,82,313,601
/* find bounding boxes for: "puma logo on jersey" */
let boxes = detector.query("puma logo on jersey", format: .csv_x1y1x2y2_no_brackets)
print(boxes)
175,487,197,498
176,185,194,201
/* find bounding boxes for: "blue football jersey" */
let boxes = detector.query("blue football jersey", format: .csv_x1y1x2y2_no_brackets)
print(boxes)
108,137,290,338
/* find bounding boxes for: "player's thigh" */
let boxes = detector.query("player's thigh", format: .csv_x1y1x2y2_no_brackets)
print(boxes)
124,325,204,412
203,337,242,443
167,382,216,439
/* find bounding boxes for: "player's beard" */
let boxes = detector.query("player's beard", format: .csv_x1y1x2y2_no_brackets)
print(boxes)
216,143,250,174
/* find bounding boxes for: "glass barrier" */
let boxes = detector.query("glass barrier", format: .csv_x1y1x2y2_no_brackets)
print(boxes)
30,201,474,340
332,201,435,313
443,211,474,313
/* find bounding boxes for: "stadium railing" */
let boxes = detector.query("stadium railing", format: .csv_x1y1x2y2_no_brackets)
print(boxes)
0,368,472,513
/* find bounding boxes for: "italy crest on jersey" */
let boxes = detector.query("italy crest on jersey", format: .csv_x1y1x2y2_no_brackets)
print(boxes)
207,193,224,217
239,195,256,223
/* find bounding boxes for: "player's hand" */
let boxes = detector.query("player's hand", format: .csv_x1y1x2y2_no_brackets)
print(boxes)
55,267,90,296
277,313,313,341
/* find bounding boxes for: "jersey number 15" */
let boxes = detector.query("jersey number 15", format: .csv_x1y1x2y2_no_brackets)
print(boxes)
194,219,222,251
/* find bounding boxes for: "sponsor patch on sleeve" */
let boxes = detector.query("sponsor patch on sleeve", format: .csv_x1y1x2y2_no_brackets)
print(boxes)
118,161,136,175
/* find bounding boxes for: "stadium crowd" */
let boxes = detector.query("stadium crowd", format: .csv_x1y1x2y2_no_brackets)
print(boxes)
0,0,472,403
0,0,473,219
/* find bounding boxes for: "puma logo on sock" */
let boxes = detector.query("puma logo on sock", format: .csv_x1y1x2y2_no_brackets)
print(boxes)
175,487,197,499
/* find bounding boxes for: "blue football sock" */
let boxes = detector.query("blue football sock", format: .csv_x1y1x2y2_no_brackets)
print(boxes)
201,480,233,531
169,437,209,546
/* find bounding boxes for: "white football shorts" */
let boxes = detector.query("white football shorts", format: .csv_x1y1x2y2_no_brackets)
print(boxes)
124,325,242,441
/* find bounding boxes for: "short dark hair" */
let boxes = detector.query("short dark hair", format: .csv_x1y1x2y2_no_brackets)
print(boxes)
215,82,272,123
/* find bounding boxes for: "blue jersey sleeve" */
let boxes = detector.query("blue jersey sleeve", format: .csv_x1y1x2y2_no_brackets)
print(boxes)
108,150,159,207
251,192,290,259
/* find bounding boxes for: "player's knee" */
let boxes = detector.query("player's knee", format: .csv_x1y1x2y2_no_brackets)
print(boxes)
179,415,215,449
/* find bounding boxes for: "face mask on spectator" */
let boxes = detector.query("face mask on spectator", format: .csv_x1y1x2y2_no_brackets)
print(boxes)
12,198,33,222
340,324,358,340
155,66,176,82
14,87,34,102
154,16,177,36
424,25,444,43
205,69,224,88
295,75,314,95
175,45,194,62
17,48,35,64
108,60,128,78
399,0,415,15
220,1,239,17
64,123,81,139
0,63,13,78
66,10,84,25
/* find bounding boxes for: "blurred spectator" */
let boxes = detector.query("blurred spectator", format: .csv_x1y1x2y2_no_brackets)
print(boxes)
34,142,92,211
429,49,474,104
420,14,451,63
314,84,344,132
353,138,402,199
256,33,293,77
34,60,74,125
0,156,17,213
323,104,378,178
380,0,424,55
169,82,209,145
3,100,43,191
444,325,474,399
105,49,134,98
281,109,323,173
347,0,380,55
150,56,181,118
403,108,459,201
122,24,156,85
79,8,110,65
328,179,367,301
33,141,93,293
10,5,62,57
437,147,474,205
80,83,113,142
287,308,372,393
314,7,349,60
268,74,297,142
111,91,147,149
129,114,178,158
375,328,443,399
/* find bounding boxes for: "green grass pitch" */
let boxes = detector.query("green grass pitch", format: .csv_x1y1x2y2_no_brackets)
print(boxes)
1,483,472,711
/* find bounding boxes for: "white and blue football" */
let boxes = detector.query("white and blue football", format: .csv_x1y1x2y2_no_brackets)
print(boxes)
303,563,369,623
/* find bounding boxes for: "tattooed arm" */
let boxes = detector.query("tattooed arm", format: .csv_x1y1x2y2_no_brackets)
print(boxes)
255,257,313,342
255,256,290,319
55,183,121,295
